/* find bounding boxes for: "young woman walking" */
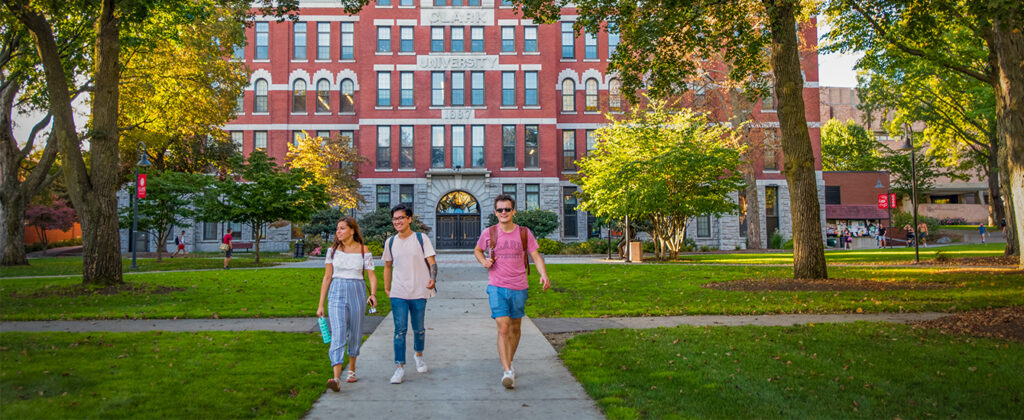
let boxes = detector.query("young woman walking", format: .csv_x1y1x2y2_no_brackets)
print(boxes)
317,217,378,392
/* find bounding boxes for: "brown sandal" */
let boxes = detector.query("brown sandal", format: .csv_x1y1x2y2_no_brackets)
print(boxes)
326,378,340,392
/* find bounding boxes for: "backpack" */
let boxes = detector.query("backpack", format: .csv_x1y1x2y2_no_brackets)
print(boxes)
386,232,431,271
488,225,530,274
174,235,180,245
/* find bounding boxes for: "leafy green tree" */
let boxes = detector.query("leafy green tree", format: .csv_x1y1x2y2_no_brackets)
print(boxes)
118,171,208,262
303,207,347,244
287,132,366,210
576,100,745,259
199,151,330,262
882,144,961,205
820,119,882,171
486,209,560,239
357,207,432,245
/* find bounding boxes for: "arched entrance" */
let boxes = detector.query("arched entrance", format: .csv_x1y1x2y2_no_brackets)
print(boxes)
436,191,481,249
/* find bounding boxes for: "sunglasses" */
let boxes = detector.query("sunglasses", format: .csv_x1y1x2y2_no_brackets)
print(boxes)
495,208,514,213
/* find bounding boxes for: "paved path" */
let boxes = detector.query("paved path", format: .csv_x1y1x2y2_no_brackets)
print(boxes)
303,265,603,420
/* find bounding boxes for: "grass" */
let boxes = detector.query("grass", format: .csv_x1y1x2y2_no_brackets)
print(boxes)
0,256,305,278
0,331,332,419
525,264,1024,317
0,268,390,321
672,243,1008,265
560,322,1024,419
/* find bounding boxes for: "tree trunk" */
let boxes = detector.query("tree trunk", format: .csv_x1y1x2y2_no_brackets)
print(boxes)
767,0,827,279
744,171,763,249
0,193,28,265
987,137,1006,226
992,13,1024,267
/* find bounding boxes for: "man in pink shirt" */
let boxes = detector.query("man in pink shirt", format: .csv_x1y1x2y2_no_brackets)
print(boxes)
474,194,551,389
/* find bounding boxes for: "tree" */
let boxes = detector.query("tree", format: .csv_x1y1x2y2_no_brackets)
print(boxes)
357,207,432,245
199,150,329,262
576,100,746,259
303,207,347,244
513,0,827,277
287,132,366,210
820,119,883,171
821,0,1024,265
882,143,960,205
486,209,560,239
25,195,76,252
118,171,207,262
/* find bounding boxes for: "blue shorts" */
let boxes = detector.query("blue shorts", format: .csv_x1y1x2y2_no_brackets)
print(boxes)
486,285,528,319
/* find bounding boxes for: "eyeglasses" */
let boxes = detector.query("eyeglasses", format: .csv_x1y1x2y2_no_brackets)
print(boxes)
392,217,407,221
495,208,513,213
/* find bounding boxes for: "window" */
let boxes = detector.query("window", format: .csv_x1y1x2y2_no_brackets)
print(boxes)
697,215,711,237
470,27,484,52
738,190,748,238
766,185,779,238
255,22,269,59
452,125,465,168
524,71,538,106
585,78,598,111
400,26,414,52
254,79,268,112
316,79,331,113
316,22,331,60
501,72,515,106
502,184,517,204
431,27,444,52
501,0,513,5
524,26,537,52
294,22,307,60
341,22,354,59
471,72,484,106
825,186,841,205
230,131,243,153
525,184,540,210
564,187,578,237
562,130,576,171
232,34,244,59
468,0,479,5
377,26,391,52
452,0,462,5
764,144,777,170
561,22,574,59
431,126,445,168
471,125,485,167
292,79,307,113
434,0,444,5
377,126,391,169
377,185,391,209
609,78,621,112
399,185,414,206
316,130,330,140
235,93,244,114
400,126,414,169
379,0,391,5
451,27,464,52
584,32,597,59
561,79,575,112
762,86,776,111
451,72,465,106
377,72,391,106
524,125,539,168
341,79,355,113
608,27,620,57
501,26,515,52
203,222,218,241
292,130,306,147
254,131,267,150
585,129,596,155
400,0,413,5
340,130,354,146
502,125,516,168
400,72,414,107
431,72,445,106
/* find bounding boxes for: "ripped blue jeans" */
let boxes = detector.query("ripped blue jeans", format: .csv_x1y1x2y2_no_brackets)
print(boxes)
390,297,426,365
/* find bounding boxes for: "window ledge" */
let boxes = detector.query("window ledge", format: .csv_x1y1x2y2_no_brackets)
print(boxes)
428,106,448,109
523,52,540,55
501,167,518,171
763,170,781,174
291,112,308,116
376,51,394,55
338,112,356,115
374,169,394,172
253,59,271,63
375,106,394,110
560,111,577,115
291,59,308,63
398,51,416,55
523,167,541,171
523,106,541,109
314,112,332,116
761,109,777,113
398,5,416,8
500,51,517,55
583,111,600,114
375,5,394,8
252,112,270,116
314,59,331,63
398,168,416,172
397,106,416,110
500,106,518,110
339,59,356,63
560,58,576,62
561,171,578,175
583,58,600,62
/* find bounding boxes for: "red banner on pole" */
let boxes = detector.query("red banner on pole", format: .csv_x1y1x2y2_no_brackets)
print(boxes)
138,174,147,199
890,193,897,208
878,193,888,209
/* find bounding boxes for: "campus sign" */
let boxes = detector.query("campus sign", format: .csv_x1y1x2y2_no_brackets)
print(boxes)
421,9,493,26
416,55,500,71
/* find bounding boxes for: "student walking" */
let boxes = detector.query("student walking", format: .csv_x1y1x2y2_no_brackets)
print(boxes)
172,230,186,257
382,204,437,384
917,222,929,247
317,217,378,392
473,194,551,389
222,228,233,269
979,223,987,244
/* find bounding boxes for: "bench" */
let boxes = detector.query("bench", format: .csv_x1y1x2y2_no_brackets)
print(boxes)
231,242,253,252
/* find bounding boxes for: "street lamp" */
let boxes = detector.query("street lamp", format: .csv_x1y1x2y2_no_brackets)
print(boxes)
875,179,892,248
898,125,920,263
131,143,152,270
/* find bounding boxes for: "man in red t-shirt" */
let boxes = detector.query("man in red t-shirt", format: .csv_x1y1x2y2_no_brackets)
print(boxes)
473,194,551,389
223,228,233,269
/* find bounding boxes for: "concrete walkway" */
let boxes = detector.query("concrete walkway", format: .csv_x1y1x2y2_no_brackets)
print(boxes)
304,265,603,420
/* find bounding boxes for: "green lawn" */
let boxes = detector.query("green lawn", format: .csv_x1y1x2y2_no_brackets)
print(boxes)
526,264,1024,317
0,256,305,278
0,331,331,419
940,225,996,231
673,243,1008,265
0,268,390,321
561,323,1024,419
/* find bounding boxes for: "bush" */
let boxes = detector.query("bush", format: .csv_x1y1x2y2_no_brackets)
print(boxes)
25,237,83,253
486,209,559,239
769,230,785,249
365,240,383,257
939,217,968,225
699,245,712,252
642,241,656,253
537,238,561,255
782,239,794,250
581,237,609,254
892,211,940,236
358,207,431,244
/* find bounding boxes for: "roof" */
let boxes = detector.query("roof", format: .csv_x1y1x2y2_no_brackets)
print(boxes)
825,204,889,220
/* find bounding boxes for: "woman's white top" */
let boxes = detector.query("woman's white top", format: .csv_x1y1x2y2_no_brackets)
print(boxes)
324,247,374,279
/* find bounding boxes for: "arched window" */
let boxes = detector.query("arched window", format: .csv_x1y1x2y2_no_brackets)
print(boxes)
292,79,307,113
254,79,269,113
340,79,355,113
608,78,621,112
316,79,331,113
561,79,575,112
585,78,598,112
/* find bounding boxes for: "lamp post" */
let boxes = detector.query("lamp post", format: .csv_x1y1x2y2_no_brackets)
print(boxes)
899,125,920,263
131,143,153,270
875,179,892,249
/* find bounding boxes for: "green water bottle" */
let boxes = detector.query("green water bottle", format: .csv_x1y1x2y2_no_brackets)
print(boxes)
318,317,331,343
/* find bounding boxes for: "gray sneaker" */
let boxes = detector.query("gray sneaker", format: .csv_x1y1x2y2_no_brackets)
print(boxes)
501,370,515,389
414,354,428,373
390,366,405,384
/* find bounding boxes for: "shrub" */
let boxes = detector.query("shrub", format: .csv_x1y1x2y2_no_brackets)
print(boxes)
782,239,794,250
582,237,610,254
769,230,785,249
359,207,431,244
892,211,940,236
699,245,712,252
537,238,561,255
939,217,968,225
487,209,560,239
365,240,383,257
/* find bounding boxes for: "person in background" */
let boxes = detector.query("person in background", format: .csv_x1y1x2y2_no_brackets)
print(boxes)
171,230,186,258
979,223,987,244
223,228,233,269
917,221,929,247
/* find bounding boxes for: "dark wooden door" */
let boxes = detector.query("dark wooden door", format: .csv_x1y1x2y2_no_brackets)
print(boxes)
436,215,481,249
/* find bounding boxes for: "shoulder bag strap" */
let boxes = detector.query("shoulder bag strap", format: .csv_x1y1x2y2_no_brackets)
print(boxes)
520,226,530,275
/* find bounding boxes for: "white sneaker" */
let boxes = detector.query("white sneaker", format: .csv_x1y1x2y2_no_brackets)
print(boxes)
501,370,515,389
414,354,428,373
390,366,405,384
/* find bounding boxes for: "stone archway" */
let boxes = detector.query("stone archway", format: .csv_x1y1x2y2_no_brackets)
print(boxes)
435,190,481,249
